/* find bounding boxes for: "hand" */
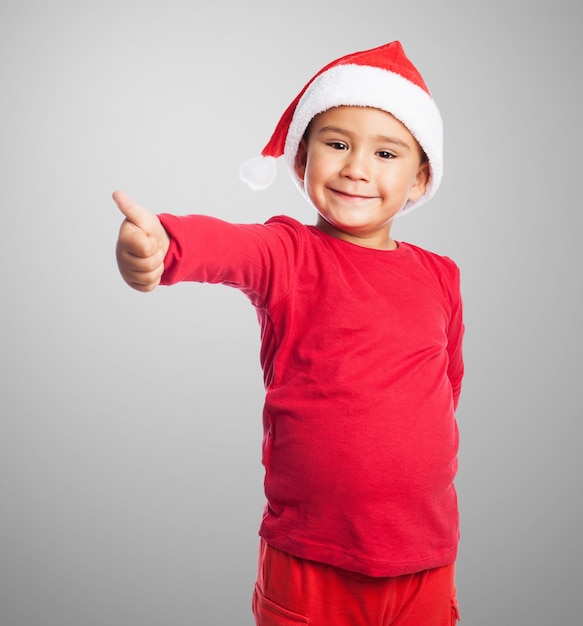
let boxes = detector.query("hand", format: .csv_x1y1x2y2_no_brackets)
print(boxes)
113,190,171,292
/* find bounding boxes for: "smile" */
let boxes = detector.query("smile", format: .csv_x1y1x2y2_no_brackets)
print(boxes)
329,188,377,202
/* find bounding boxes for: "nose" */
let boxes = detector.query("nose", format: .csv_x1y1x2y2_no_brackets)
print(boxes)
340,149,370,181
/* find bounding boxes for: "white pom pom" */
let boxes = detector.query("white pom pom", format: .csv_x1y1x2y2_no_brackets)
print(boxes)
239,155,277,190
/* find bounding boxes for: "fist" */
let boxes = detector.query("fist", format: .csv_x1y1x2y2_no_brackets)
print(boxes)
113,190,171,292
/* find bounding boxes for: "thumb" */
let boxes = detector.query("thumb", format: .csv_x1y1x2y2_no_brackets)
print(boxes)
112,189,158,235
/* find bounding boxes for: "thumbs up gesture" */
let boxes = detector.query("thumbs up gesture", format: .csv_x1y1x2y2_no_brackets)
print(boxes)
113,190,171,292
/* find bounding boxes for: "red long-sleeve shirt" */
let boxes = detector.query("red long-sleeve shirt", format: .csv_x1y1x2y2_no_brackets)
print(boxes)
159,213,464,577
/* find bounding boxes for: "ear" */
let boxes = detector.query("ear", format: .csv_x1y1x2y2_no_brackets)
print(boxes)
408,160,430,202
294,139,308,182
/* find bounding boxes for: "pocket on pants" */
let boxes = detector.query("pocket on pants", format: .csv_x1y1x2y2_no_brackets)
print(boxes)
252,584,310,625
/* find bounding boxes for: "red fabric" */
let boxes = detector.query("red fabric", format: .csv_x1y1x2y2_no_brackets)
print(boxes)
159,213,464,577
253,539,460,625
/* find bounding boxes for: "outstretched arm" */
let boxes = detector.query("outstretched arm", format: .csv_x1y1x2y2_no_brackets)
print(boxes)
113,190,171,292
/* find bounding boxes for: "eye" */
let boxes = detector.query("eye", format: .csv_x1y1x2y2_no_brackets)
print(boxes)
377,150,396,159
327,141,348,151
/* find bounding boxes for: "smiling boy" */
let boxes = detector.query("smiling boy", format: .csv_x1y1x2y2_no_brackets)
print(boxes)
115,41,464,625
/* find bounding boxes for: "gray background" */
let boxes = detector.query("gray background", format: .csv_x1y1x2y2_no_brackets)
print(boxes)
1,1,581,624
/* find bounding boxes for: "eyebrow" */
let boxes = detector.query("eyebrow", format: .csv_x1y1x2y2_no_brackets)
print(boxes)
316,126,412,150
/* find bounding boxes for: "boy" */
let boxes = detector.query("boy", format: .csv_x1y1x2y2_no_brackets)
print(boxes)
115,41,464,625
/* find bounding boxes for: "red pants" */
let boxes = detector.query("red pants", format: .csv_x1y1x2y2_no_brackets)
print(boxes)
252,539,460,625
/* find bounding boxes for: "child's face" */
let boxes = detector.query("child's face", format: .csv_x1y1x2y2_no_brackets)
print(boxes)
295,106,429,249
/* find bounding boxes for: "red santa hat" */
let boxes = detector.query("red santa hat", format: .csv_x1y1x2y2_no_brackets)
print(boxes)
239,41,443,216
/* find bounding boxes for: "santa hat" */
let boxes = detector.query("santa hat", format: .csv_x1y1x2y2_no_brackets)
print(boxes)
239,41,443,216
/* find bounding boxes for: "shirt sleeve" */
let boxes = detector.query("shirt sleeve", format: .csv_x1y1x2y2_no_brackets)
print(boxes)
446,264,465,411
157,213,299,308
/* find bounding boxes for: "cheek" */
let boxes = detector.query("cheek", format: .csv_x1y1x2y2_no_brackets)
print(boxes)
303,179,319,206
302,169,328,211
305,157,331,187
302,164,319,195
